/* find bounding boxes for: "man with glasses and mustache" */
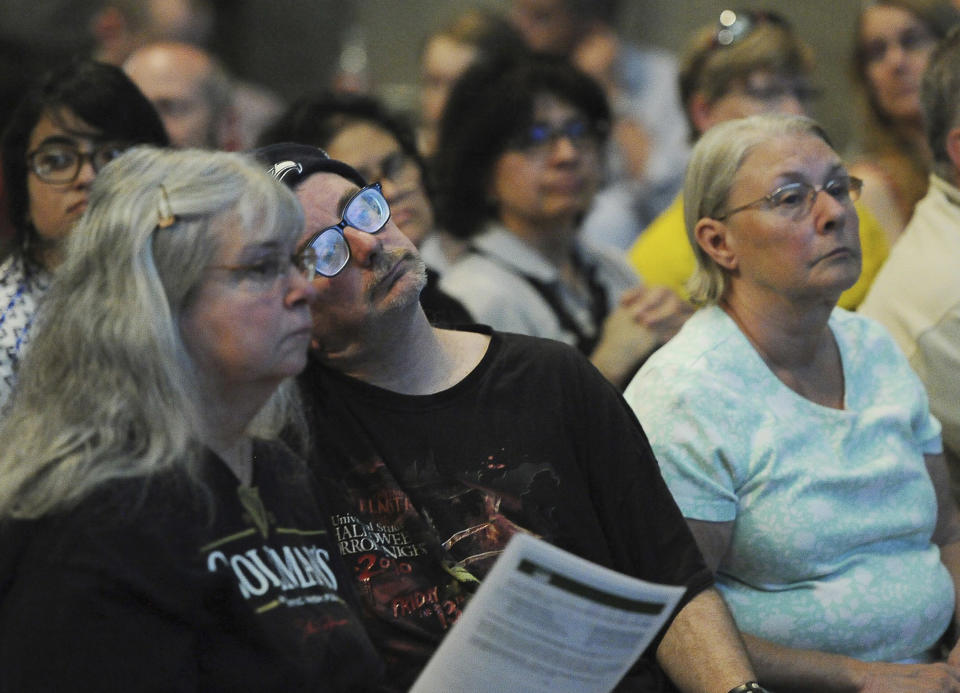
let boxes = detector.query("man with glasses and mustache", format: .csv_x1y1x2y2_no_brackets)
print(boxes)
258,92,472,326
255,143,769,693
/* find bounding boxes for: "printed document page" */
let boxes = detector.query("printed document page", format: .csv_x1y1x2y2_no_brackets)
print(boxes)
410,533,685,693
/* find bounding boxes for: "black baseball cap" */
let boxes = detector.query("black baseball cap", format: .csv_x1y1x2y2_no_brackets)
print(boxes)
251,142,366,189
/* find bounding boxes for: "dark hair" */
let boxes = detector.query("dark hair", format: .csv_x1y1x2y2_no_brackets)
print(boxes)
1,59,169,264
562,0,621,24
424,8,529,63
256,91,428,193
433,54,610,239
922,25,960,178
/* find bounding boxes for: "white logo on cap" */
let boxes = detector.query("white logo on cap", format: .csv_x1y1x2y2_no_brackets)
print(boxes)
268,160,303,181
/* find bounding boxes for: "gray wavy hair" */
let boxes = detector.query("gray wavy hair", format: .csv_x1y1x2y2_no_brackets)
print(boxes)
0,146,305,519
683,113,832,305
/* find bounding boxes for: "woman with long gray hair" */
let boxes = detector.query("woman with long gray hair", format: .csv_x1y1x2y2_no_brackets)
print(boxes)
0,147,385,691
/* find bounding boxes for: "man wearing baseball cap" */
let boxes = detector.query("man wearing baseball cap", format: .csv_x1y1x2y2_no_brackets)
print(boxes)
254,142,767,693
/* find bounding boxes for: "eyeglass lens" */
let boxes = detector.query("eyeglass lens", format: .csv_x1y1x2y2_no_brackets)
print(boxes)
305,184,391,277
29,142,126,184
514,119,596,153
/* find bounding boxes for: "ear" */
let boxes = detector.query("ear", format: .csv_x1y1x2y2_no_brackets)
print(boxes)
688,92,717,138
694,217,738,271
945,126,960,178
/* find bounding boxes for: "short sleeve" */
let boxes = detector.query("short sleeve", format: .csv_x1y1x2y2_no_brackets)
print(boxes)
624,362,743,522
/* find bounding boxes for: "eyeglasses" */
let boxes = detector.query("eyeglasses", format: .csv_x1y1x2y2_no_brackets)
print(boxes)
27,140,128,184
507,118,603,156
713,8,791,47
301,183,391,278
715,176,863,221
209,247,320,286
737,76,821,106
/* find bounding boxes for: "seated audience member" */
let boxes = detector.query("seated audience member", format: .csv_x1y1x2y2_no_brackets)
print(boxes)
628,9,890,310
418,7,527,159
434,55,691,388
849,0,960,243
861,26,960,498
510,0,689,244
123,41,237,150
255,142,767,693
0,59,169,408
0,147,385,691
257,92,471,325
625,114,960,691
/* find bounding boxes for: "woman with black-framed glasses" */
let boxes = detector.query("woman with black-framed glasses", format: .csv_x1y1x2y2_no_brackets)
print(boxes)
435,54,692,389
0,59,169,409
625,113,960,691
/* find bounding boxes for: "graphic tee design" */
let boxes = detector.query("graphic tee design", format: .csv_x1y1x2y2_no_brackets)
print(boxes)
298,327,712,691
0,440,385,692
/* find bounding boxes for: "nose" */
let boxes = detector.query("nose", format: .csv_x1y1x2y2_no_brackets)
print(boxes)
778,94,805,116
284,265,319,307
342,225,382,266
883,40,908,70
75,156,97,186
548,134,581,162
812,188,849,235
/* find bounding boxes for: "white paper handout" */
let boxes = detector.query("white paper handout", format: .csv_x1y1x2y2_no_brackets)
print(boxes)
410,532,685,693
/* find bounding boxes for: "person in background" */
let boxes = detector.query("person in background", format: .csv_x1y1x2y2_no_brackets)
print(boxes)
849,0,960,243
256,141,769,693
257,92,471,326
417,7,527,160
860,26,960,501
628,8,890,311
0,146,386,691
510,0,689,247
89,0,214,66
124,41,238,150
436,55,691,388
626,113,960,692
0,59,169,408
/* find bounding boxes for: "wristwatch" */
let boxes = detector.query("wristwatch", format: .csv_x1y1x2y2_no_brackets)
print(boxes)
727,683,772,693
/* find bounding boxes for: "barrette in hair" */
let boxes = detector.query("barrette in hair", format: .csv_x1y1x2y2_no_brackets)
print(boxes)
156,184,178,229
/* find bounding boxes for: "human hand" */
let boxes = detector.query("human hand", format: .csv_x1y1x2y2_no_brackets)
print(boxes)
590,287,692,386
619,285,693,343
857,660,960,692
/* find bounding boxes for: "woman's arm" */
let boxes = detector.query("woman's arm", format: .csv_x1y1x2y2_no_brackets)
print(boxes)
686,518,960,692
926,452,960,663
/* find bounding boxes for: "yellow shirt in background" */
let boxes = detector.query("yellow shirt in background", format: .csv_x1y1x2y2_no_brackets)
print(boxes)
627,195,890,310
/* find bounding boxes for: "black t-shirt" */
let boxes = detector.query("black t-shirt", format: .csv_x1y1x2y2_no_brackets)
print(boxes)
0,440,385,693
420,267,472,327
297,327,712,692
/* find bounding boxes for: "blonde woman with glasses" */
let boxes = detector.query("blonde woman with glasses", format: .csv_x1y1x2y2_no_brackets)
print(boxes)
626,114,960,692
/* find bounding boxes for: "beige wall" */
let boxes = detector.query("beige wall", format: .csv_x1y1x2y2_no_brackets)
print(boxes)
353,0,865,151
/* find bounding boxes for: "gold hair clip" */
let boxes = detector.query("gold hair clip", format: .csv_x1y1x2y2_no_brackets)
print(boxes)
156,184,177,229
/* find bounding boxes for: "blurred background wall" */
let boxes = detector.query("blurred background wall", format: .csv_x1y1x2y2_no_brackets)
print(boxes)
0,0,868,151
